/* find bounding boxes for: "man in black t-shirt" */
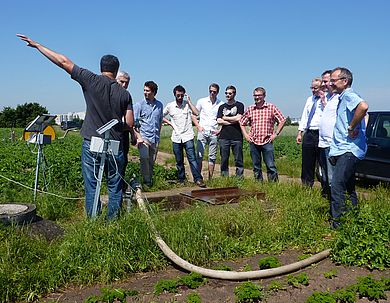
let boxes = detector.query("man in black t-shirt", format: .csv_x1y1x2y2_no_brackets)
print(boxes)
217,85,245,177
17,34,134,220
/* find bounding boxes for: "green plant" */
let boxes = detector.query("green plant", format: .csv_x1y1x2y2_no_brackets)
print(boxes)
84,288,138,303
213,264,233,271
287,273,309,288
333,288,356,303
242,264,252,271
323,269,338,279
178,272,207,289
305,291,336,303
257,256,281,269
267,280,285,292
154,279,178,295
355,275,387,301
298,253,312,261
187,292,202,303
234,281,263,302
331,207,390,270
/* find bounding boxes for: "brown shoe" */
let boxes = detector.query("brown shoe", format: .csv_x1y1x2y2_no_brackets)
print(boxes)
196,179,206,188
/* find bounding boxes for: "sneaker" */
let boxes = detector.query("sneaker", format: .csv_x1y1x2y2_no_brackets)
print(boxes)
196,179,206,188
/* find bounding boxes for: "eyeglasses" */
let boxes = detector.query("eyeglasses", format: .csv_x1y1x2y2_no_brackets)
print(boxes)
330,77,345,84
209,90,218,94
253,94,264,97
225,92,234,95
176,93,185,97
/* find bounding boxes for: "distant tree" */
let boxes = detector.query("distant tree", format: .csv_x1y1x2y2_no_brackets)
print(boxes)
0,102,48,128
284,116,292,126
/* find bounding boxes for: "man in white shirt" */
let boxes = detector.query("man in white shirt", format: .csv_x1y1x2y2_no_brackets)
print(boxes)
192,83,223,180
296,77,326,187
163,85,206,187
318,70,339,199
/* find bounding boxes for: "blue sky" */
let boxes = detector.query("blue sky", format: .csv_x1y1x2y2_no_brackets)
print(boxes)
1,0,389,118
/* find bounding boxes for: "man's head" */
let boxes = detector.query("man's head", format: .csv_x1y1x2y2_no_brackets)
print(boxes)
173,85,186,103
310,78,323,96
100,55,120,75
116,71,130,89
144,81,158,101
225,85,236,102
209,83,220,100
253,87,266,106
330,67,353,94
321,70,332,92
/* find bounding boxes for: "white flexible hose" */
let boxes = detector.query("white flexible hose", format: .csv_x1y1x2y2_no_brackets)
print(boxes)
135,188,331,280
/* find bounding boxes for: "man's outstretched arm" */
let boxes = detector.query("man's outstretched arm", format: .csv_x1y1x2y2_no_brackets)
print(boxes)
17,34,74,74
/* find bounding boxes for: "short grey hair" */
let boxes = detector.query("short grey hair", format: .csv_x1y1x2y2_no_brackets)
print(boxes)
116,70,130,80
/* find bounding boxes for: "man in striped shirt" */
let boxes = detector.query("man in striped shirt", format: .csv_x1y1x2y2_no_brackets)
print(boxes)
240,87,286,181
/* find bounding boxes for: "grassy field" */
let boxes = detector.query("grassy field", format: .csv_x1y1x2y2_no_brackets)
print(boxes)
0,127,389,302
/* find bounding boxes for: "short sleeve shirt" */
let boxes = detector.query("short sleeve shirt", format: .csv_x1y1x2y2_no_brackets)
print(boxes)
163,101,194,143
71,65,132,141
217,101,245,141
329,88,367,159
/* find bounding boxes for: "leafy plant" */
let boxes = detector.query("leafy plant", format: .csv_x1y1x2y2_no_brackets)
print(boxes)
323,269,338,279
333,288,356,303
287,273,309,288
178,272,207,289
154,279,178,295
257,256,281,269
84,288,138,303
187,292,202,303
355,275,387,301
305,291,336,303
242,264,252,271
267,280,286,292
234,281,263,302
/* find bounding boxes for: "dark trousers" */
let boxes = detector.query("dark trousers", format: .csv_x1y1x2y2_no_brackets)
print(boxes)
301,129,320,187
219,139,244,177
330,152,359,228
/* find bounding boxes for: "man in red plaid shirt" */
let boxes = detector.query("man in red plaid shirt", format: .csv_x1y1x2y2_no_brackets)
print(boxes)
240,87,286,181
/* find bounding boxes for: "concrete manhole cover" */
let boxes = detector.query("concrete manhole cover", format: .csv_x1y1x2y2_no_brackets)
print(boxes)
0,203,37,225
0,204,29,215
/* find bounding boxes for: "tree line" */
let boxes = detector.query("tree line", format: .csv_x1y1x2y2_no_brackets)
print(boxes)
0,102,48,128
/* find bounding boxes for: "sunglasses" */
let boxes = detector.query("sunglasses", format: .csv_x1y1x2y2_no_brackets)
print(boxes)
225,92,234,95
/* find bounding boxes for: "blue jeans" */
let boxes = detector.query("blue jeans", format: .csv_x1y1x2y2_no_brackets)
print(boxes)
330,152,359,228
250,142,278,181
219,139,244,177
173,139,203,182
82,140,124,220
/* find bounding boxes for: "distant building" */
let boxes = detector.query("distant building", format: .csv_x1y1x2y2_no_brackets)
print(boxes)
54,111,85,125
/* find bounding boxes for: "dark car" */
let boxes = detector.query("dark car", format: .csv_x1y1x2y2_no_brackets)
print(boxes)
61,120,82,130
355,111,390,182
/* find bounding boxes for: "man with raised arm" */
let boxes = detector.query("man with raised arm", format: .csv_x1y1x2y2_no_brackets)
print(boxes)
17,34,134,220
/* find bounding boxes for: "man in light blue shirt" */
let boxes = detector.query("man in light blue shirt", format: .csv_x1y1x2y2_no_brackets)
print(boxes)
133,81,163,187
328,67,368,228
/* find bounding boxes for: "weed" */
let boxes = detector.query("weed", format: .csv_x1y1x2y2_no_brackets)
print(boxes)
305,291,336,303
84,288,138,303
213,264,233,271
333,288,356,303
267,280,286,292
242,264,252,271
298,253,312,261
355,275,387,301
257,256,281,269
154,279,178,295
323,269,338,279
178,272,207,289
287,273,309,288
187,292,202,303
234,281,264,302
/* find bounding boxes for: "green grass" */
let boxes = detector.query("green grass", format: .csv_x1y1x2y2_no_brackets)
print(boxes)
1,127,389,302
